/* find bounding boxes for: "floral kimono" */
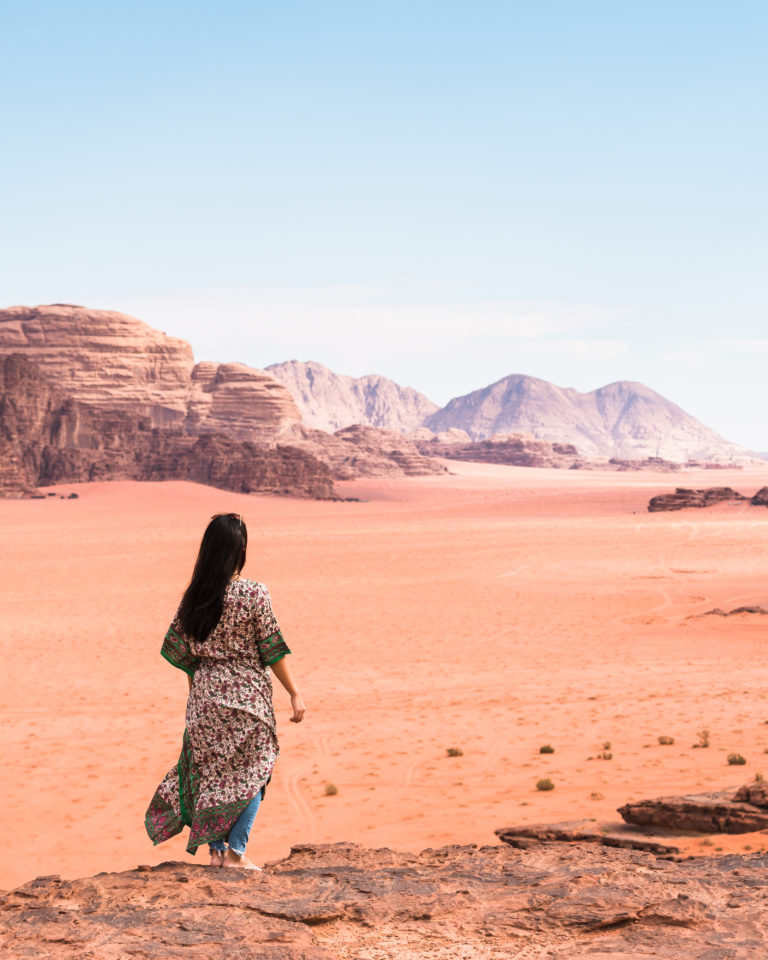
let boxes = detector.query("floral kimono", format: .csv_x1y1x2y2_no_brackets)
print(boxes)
145,580,290,854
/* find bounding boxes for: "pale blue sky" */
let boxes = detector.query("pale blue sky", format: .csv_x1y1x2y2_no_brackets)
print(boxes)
2,1,766,446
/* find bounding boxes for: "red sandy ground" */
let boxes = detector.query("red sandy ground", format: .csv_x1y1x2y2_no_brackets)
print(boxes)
2,463,768,890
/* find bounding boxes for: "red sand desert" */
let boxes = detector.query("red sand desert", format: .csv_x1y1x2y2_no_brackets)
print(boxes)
2,462,768,891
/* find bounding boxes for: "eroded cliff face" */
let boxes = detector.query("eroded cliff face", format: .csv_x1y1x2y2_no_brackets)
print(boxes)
0,305,302,440
2,841,766,959
0,354,334,498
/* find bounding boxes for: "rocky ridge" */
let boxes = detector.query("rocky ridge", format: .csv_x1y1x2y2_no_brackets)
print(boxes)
265,360,754,463
411,429,702,472
266,359,439,434
412,429,582,468
423,374,751,462
4,841,768,959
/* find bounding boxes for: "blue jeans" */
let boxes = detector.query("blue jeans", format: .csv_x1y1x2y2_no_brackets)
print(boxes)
209,791,262,857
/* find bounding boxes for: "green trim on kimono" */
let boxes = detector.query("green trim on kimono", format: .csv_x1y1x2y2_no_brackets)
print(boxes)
258,629,291,666
161,624,198,677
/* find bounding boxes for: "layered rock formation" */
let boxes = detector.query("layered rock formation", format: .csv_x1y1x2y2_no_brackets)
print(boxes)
648,487,746,511
0,305,301,441
645,487,768,512
3,841,768,959
0,306,444,495
413,429,582,468
619,789,768,834
496,818,682,857
266,359,439,434
284,423,448,479
0,354,334,498
424,374,751,461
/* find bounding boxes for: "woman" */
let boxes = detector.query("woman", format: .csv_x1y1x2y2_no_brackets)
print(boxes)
145,512,305,870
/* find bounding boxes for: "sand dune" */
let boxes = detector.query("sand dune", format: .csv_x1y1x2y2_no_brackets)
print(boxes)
2,463,768,890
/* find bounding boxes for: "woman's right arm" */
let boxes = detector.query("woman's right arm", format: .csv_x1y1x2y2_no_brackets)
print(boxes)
270,657,306,723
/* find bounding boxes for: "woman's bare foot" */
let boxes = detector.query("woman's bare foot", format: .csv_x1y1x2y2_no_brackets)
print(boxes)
209,850,225,867
223,848,261,871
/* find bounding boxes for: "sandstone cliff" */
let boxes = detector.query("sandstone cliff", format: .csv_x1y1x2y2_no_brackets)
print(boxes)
0,355,334,498
266,359,439,433
0,305,302,441
424,374,752,462
2,841,766,959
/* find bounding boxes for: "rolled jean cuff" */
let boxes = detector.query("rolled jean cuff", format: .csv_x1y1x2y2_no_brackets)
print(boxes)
209,840,226,853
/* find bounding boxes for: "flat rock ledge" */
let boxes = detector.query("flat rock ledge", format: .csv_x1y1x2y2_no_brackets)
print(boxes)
495,819,682,857
3,841,768,959
619,789,768,834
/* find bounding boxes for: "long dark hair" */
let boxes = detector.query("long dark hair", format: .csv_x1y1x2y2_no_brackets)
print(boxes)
178,513,248,644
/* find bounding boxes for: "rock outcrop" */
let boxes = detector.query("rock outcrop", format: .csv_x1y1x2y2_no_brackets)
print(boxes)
413,430,583,468
0,305,302,441
266,359,439,434
0,355,334,498
285,423,448,479
425,374,753,461
734,781,768,807
646,487,768,512
3,841,768,959
618,790,768,833
648,487,748,511
496,819,681,857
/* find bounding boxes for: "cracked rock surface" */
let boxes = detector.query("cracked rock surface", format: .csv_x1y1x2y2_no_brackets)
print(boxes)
4,842,768,958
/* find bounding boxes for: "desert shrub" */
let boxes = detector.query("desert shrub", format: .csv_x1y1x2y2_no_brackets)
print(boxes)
598,751,613,760
658,736,675,746
590,791,604,800
694,729,710,749
539,744,554,754
727,753,747,766
446,747,463,757
536,778,555,791
756,772,765,782
602,741,611,750
324,783,338,796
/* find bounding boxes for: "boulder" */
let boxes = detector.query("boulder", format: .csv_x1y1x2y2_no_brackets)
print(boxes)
733,780,768,807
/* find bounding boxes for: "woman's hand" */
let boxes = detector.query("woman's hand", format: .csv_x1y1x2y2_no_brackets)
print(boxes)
290,693,306,723
271,657,305,723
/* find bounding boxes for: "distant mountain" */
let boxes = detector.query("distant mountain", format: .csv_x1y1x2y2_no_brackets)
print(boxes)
424,375,750,461
266,360,439,434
